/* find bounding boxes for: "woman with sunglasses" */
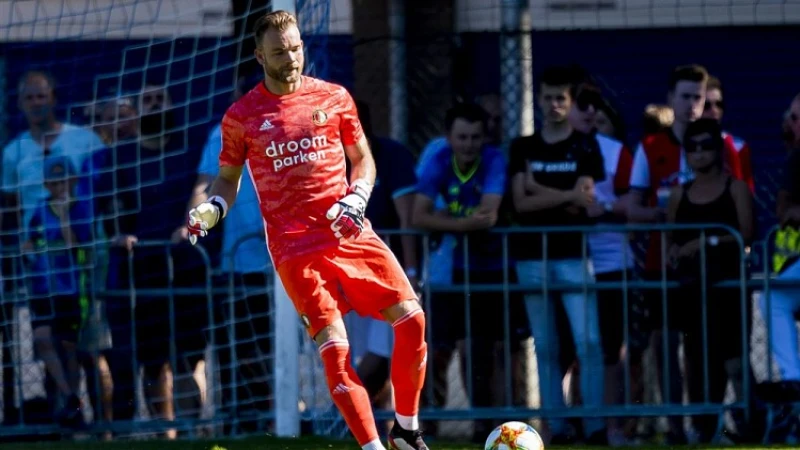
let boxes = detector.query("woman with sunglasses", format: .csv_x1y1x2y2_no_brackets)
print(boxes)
665,118,754,443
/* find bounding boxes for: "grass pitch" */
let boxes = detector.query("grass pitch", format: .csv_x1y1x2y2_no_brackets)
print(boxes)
0,435,787,450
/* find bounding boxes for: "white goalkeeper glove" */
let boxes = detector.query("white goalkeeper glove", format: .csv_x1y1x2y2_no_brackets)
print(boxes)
325,179,372,240
187,195,228,245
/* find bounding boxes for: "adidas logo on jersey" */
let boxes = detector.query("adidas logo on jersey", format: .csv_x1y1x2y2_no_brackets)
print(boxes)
332,383,353,395
259,118,274,131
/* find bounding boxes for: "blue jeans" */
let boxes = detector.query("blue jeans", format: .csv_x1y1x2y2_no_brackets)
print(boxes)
516,259,605,436
760,259,800,381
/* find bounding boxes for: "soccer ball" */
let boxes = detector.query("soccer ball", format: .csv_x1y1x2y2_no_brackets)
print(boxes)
484,421,545,450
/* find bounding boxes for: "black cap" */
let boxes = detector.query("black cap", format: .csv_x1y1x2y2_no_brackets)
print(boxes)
44,155,76,182
684,118,724,152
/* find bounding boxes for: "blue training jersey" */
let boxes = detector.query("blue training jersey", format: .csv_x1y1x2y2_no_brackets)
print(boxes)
416,146,507,271
27,198,94,297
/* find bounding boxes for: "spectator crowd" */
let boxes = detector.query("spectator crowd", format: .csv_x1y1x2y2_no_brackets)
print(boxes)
2,62,800,447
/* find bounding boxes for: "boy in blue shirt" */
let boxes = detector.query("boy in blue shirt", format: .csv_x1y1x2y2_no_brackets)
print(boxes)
24,155,93,428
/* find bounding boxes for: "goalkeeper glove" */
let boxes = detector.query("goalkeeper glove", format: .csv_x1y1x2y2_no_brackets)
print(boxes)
326,179,372,240
187,196,227,245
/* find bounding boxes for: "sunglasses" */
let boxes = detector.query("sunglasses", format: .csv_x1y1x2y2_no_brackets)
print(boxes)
704,100,724,111
685,137,720,153
142,93,165,102
576,90,603,112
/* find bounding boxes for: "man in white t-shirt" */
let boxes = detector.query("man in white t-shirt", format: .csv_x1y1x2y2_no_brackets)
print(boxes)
568,82,638,444
172,74,273,433
2,71,105,241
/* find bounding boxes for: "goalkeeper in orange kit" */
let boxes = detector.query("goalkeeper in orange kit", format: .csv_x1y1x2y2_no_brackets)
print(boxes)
186,10,429,450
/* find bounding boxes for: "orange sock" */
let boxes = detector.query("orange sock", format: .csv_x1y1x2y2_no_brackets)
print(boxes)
391,309,427,429
319,340,379,446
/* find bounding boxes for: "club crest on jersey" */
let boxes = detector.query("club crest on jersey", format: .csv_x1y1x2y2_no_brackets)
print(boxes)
312,109,328,125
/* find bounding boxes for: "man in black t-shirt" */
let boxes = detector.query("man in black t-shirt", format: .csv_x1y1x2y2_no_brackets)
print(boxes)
508,66,607,444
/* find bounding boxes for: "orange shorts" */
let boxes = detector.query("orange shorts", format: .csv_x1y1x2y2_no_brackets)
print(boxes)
276,230,417,338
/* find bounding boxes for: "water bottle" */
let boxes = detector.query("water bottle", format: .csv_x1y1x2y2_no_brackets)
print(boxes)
656,180,671,209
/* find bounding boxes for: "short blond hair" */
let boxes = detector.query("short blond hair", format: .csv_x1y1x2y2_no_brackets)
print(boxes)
643,104,674,134
253,10,298,44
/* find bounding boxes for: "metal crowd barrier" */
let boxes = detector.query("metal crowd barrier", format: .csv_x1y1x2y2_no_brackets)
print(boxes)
0,223,795,443
371,223,753,442
0,239,273,438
